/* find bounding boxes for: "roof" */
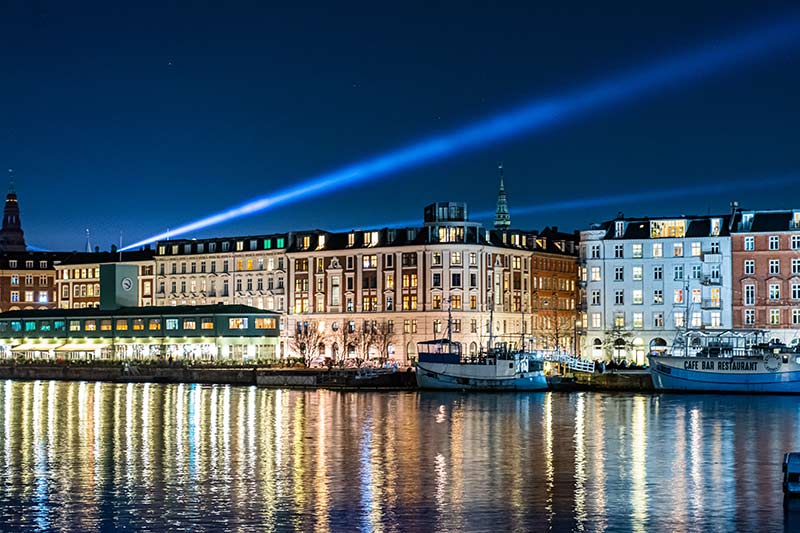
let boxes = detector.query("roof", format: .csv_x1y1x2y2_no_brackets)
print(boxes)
56,249,155,266
744,211,794,232
595,214,734,239
0,304,279,320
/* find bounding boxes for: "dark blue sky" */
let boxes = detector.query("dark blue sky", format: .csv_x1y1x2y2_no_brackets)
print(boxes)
2,1,799,250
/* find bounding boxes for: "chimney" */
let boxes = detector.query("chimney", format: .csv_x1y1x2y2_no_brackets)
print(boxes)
111,244,118,253
94,245,100,254
729,200,739,232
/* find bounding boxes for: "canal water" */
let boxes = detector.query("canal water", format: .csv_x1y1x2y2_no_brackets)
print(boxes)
0,381,797,532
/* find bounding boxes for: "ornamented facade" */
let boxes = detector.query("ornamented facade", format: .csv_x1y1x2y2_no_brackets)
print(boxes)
153,202,578,362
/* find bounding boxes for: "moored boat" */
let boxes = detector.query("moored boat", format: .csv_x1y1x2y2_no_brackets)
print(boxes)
415,338,548,391
649,330,800,393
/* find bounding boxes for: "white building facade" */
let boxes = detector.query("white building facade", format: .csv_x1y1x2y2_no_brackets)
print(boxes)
580,214,733,363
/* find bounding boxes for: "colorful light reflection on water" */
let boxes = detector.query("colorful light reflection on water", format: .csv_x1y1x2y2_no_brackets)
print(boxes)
0,381,798,532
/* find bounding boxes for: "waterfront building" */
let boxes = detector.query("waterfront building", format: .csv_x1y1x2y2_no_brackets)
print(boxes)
0,304,280,361
731,209,800,344
54,249,156,309
0,252,75,311
154,202,578,363
580,213,734,363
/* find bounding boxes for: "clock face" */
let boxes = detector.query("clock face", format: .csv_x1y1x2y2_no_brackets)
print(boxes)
121,277,133,291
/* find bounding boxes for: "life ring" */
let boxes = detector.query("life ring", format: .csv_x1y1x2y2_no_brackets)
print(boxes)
764,352,783,372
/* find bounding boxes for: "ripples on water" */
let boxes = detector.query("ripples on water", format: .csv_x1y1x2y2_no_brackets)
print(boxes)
0,380,797,532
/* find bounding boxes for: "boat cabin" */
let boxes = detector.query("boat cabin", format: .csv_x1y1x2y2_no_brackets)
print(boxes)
417,339,462,364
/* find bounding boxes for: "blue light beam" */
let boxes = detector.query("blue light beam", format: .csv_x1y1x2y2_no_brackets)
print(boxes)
122,15,800,250
470,174,800,221
333,174,800,232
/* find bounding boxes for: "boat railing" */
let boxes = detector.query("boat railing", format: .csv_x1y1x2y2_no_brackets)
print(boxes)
539,351,595,373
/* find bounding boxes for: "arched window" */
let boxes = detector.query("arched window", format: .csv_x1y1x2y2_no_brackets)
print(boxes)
469,342,478,356
406,342,416,359
613,338,627,360
649,337,668,352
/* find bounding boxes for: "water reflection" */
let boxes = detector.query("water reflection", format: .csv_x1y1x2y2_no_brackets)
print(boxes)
0,382,797,531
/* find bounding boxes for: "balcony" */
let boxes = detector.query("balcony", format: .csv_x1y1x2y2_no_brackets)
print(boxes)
701,252,722,264
701,276,722,286
701,299,721,309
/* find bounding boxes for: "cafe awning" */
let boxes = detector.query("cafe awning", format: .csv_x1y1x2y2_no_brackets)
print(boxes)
55,343,107,352
11,342,62,351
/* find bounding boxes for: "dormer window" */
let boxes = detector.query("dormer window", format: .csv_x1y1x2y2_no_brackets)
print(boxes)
302,236,311,250
742,213,754,229
318,235,326,249
615,220,624,238
710,218,721,237
363,231,378,247
348,233,355,247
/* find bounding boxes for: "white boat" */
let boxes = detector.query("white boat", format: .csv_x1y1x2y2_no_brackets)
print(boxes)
415,338,548,391
649,330,800,393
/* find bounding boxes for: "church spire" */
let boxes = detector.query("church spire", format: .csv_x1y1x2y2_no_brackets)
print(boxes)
494,163,511,229
0,169,26,252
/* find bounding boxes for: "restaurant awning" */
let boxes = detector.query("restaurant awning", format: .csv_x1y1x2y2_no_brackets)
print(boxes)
11,342,62,351
55,343,107,351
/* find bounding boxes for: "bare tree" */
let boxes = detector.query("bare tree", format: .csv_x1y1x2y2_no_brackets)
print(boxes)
601,326,634,361
289,320,325,367
355,320,376,365
532,312,576,353
330,319,358,365
371,320,397,364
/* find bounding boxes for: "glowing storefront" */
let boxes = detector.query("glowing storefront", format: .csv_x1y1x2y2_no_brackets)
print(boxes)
0,304,280,362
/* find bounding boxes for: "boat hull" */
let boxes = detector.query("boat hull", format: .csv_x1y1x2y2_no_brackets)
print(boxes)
649,354,800,393
416,361,548,391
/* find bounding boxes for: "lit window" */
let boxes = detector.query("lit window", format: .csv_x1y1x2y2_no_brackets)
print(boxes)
229,317,248,329
201,318,214,330
149,319,161,330
255,318,276,329
116,319,128,331
652,243,663,257
69,320,81,332
132,319,145,331
650,220,686,238
166,319,179,330
100,320,112,331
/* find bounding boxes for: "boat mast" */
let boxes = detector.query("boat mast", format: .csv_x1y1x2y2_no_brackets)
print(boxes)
488,292,495,351
447,296,453,346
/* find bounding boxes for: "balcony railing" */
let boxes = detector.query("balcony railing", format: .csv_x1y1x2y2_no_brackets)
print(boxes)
701,299,721,309
702,276,722,286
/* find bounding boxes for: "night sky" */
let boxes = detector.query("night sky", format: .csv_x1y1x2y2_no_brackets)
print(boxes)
2,2,799,251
